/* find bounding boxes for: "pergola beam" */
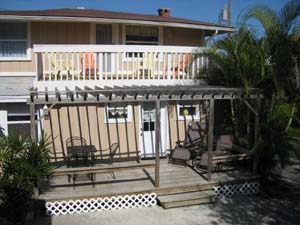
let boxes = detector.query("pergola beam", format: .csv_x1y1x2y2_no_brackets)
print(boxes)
30,102,36,140
242,99,258,117
207,98,214,181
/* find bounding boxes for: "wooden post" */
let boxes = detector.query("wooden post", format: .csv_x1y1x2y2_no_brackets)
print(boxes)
155,100,161,187
207,98,214,181
253,98,261,174
30,103,36,140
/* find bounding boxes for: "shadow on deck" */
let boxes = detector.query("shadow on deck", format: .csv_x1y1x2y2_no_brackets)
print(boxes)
39,159,258,202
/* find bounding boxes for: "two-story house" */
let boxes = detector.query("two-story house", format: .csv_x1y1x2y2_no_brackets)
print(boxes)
0,8,234,159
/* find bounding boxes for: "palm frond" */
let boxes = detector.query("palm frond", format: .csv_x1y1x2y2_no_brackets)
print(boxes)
239,5,280,36
278,0,300,34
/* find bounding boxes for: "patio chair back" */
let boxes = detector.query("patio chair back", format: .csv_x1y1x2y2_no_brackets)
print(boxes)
66,136,87,148
109,143,119,163
216,135,233,151
184,122,204,148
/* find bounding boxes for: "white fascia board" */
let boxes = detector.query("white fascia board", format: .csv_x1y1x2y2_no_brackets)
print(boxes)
0,72,36,77
0,15,236,32
33,44,208,53
0,96,27,103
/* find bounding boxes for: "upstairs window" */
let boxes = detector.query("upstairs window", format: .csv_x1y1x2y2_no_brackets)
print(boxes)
126,25,159,45
0,22,29,59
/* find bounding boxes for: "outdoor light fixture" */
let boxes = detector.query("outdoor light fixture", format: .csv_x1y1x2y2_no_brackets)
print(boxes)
43,104,49,120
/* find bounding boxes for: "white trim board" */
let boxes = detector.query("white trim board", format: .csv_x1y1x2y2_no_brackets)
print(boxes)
0,97,28,103
0,15,236,32
0,72,36,77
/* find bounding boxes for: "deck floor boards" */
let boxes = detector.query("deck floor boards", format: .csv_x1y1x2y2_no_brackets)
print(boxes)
39,159,258,201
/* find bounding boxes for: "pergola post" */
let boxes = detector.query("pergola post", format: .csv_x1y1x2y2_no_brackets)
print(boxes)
207,98,214,181
155,99,161,187
30,102,36,140
253,98,261,174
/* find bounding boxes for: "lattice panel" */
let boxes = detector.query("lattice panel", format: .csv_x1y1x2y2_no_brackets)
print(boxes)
46,193,157,216
213,182,260,199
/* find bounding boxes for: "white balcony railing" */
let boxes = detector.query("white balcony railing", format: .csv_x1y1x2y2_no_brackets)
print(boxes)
34,45,208,82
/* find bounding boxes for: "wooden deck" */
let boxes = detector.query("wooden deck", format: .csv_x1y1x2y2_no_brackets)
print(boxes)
39,159,259,202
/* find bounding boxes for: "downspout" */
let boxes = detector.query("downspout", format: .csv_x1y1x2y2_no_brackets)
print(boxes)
205,29,219,45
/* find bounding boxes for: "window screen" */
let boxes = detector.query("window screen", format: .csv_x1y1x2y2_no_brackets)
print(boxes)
0,22,27,57
126,25,158,45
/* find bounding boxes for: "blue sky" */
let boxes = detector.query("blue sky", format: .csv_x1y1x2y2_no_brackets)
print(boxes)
0,0,290,27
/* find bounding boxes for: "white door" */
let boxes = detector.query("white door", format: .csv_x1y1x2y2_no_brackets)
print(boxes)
0,110,8,136
140,103,167,158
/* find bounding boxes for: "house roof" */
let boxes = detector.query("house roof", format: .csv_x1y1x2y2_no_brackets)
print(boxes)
0,8,235,33
0,76,34,102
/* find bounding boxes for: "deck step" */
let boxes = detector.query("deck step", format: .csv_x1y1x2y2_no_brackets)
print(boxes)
156,183,214,196
158,190,216,209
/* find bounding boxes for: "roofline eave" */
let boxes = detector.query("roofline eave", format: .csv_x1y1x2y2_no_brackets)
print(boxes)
0,15,236,32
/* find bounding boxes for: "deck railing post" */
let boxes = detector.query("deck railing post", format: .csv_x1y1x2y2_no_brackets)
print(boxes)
207,98,214,181
30,102,36,141
155,99,161,187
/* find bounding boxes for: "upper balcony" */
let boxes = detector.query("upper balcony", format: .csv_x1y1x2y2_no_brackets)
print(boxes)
34,45,208,90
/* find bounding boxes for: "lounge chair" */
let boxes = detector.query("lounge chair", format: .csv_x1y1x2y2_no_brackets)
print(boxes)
168,121,205,166
195,135,251,172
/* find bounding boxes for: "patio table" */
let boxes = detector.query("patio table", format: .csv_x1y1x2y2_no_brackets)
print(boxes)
66,145,97,188
67,145,97,167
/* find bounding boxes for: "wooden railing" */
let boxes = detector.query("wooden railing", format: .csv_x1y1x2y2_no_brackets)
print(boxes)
34,45,208,82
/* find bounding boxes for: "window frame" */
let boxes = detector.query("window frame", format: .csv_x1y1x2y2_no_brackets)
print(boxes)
124,25,160,45
177,104,200,120
0,22,31,61
105,104,132,123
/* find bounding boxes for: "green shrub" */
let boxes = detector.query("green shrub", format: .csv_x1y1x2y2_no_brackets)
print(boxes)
0,133,52,224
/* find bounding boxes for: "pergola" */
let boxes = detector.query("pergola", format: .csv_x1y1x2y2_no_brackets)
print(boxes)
28,84,263,186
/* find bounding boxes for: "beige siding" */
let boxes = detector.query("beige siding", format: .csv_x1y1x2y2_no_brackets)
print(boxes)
0,22,90,73
43,104,140,160
0,49,35,72
0,21,205,73
163,27,204,46
31,22,90,44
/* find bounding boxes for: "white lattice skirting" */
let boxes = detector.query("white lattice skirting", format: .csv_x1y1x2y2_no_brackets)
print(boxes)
213,182,260,199
46,193,157,216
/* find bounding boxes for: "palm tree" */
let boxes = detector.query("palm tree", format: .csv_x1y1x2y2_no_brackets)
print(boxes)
198,0,300,175
202,28,268,93
240,0,300,102
239,0,300,174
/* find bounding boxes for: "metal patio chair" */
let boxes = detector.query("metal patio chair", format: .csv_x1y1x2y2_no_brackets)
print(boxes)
65,136,96,186
95,143,119,179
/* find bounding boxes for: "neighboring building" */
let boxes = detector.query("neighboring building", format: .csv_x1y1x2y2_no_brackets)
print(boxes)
0,8,233,159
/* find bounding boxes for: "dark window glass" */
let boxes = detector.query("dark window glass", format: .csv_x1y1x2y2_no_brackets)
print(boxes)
108,107,128,119
179,106,196,117
8,115,37,121
8,123,31,138
96,24,112,44
0,22,27,57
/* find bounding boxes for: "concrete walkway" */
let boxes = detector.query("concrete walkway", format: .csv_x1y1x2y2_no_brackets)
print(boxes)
30,194,300,225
